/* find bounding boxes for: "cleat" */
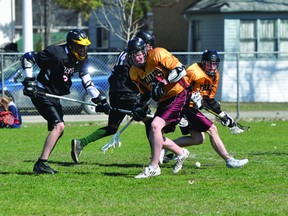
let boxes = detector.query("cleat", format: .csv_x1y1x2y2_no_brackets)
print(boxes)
135,166,161,179
33,161,58,174
173,148,190,174
71,139,83,163
163,153,175,163
226,157,249,168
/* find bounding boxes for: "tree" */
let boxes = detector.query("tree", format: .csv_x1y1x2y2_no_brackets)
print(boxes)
54,0,103,20
53,0,151,43
92,0,151,43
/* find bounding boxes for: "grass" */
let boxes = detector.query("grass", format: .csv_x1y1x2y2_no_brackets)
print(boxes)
0,119,287,215
219,102,288,111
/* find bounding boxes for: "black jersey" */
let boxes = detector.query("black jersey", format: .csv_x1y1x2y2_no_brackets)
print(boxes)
34,45,88,96
108,51,139,93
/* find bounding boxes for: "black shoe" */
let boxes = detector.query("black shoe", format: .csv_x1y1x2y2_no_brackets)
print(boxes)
163,153,175,163
33,161,58,174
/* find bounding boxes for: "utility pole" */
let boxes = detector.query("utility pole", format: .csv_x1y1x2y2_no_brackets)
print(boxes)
44,0,50,47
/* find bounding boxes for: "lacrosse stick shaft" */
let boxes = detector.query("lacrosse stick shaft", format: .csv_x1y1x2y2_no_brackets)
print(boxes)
203,107,250,130
42,93,132,115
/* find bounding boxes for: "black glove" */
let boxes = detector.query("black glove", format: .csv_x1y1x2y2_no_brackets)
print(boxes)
132,103,149,122
218,112,235,128
151,79,165,101
92,95,110,115
22,77,38,98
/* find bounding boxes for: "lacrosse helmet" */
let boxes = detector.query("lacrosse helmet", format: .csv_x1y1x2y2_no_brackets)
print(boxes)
201,50,220,76
66,29,91,61
127,37,147,67
136,31,156,47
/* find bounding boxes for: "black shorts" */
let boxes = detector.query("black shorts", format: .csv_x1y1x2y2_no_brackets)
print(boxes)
31,88,64,131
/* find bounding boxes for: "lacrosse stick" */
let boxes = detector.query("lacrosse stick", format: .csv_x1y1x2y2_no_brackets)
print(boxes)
101,117,134,152
40,92,132,115
101,98,153,153
203,107,250,134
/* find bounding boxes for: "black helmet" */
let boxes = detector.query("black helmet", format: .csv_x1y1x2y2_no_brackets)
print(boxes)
136,31,156,47
201,50,220,62
66,29,91,61
127,37,146,55
127,37,147,67
201,50,220,76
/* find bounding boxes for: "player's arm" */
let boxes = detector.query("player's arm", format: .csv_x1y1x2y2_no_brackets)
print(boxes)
80,67,110,114
20,52,39,97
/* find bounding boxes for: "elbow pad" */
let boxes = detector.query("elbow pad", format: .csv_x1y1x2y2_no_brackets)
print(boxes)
167,66,186,83
21,52,36,69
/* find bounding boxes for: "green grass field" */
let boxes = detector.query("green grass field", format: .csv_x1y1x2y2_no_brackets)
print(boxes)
0,119,287,215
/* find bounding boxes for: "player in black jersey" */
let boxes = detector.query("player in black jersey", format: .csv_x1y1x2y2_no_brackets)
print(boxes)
21,29,110,174
71,31,155,163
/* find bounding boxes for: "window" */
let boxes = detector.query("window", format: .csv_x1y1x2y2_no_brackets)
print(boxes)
279,20,288,56
96,27,109,50
240,20,256,57
240,19,288,57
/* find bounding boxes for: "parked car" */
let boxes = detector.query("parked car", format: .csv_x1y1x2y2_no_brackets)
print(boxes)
0,56,111,115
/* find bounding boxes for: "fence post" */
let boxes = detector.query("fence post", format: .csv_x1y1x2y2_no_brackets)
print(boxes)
1,53,4,97
236,53,240,120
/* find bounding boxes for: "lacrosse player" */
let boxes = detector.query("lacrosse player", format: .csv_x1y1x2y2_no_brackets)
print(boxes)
21,29,110,174
128,37,191,178
162,50,248,168
71,31,156,163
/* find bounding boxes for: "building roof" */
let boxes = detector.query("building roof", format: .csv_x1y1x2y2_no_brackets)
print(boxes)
183,0,288,14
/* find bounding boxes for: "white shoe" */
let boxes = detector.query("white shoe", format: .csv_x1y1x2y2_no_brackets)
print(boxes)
173,148,190,174
135,166,161,179
159,149,166,165
226,157,249,168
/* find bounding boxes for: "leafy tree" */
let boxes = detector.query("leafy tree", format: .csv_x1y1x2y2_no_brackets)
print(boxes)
54,0,103,20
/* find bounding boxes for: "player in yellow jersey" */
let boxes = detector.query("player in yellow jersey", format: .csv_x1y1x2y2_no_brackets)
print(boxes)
164,50,248,168
128,37,190,178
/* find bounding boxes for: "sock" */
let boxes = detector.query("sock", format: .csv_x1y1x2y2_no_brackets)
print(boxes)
38,158,48,163
80,126,117,147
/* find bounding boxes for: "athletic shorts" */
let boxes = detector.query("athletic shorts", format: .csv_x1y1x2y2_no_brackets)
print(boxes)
180,107,213,135
155,89,190,133
31,88,64,131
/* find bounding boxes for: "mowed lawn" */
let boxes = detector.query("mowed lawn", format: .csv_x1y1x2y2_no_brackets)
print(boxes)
0,119,287,216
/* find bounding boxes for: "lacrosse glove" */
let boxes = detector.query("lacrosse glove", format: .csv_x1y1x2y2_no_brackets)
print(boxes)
132,103,149,122
22,77,38,98
190,91,203,109
219,112,235,128
92,95,110,115
151,78,165,102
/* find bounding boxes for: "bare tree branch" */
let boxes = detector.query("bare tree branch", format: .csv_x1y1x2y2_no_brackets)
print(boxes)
91,0,145,43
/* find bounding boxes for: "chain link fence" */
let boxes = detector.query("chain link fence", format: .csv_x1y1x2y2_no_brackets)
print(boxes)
1,52,287,116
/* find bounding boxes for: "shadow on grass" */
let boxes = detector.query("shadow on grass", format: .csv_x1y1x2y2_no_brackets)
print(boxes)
249,151,288,156
0,171,36,175
102,172,131,177
23,160,78,167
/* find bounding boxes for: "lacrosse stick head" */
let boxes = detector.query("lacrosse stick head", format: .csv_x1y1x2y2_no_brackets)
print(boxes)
230,126,244,134
101,133,121,153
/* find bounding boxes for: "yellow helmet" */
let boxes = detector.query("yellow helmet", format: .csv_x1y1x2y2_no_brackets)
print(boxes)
66,29,91,61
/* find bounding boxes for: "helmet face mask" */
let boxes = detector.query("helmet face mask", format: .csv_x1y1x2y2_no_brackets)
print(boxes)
67,29,91,61
201,50,220,76
127,37,147,67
